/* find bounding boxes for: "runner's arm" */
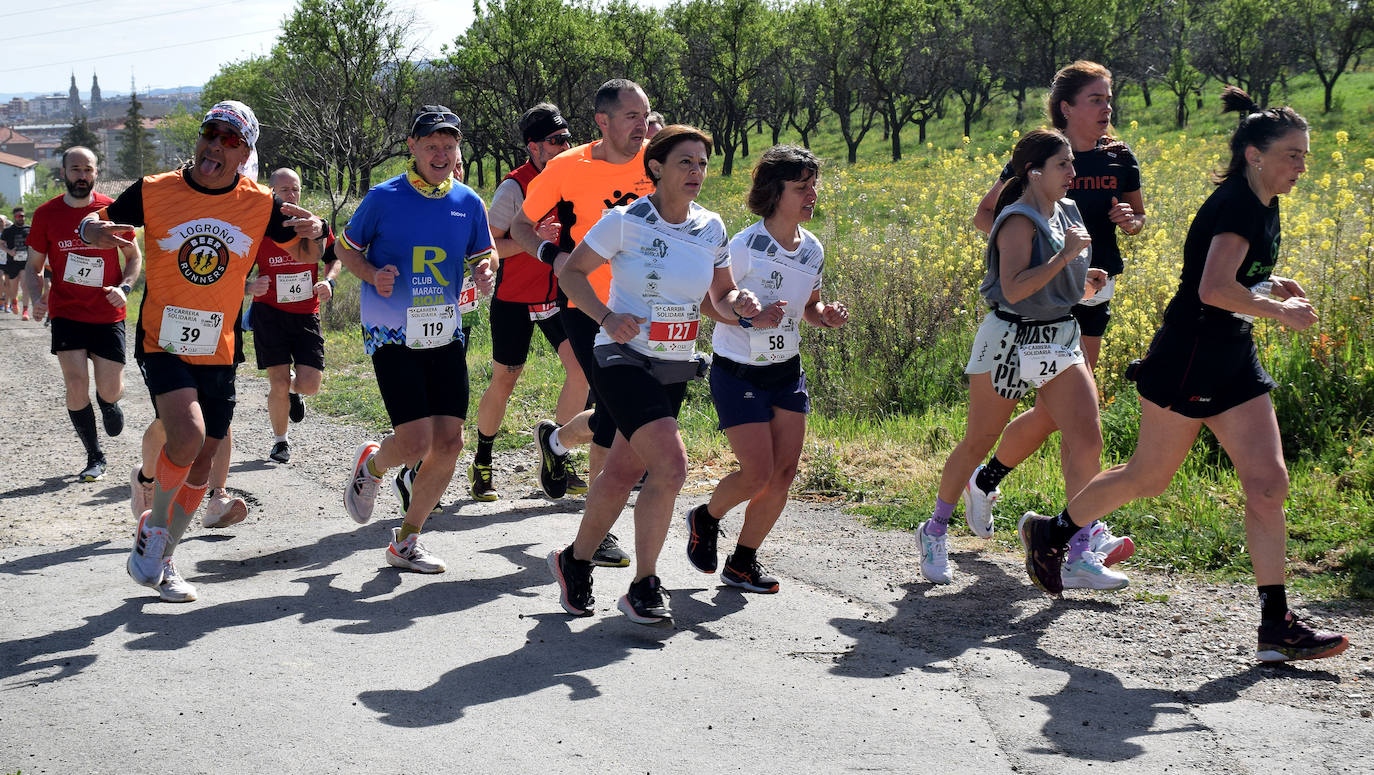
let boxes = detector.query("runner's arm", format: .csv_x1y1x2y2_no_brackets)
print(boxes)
21,248,46,309
972,179,1007,235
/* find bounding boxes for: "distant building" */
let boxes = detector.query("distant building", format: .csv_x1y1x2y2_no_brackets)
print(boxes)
0,128,36,161
68,74,83,120
0,151,38,206
91,74,103,118
2,98,26,123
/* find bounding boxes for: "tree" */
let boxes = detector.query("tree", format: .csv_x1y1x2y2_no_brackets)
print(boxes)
117,92,156,179
202,55,293,176
857,0,947,161
781,1,829,148
812,0,878,163
945,5,1000,138
157,104,202,168
59,117,102,163
1290,0,1374,112
1193,0,1296,106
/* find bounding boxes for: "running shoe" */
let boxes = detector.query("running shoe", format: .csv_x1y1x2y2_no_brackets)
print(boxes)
79,457,106,483
392,466,416,514
20,306,29,321
98,400,124,437
130,465,154,518
566,466,588,496
1018,511,1066,595
917,520,952,584
288,392,306,423
127,511,169,588
1088,521,1136,566
344,442,382,524
269,440,291,463
547,546,595,616
534,420,568,499
158,558,197,602
1060,550,1129,590
618,575,673,627
722,554,780,594
1256,611,1350,662
386,527,447,573
9,300,17,314
468,462,499,502
202,489,248,529
685,504,720,573
592,532,631,568
962,465,999,539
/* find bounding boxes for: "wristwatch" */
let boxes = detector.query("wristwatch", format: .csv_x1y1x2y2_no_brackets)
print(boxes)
119,283,133,296
737,314,754,329
326,278,336,289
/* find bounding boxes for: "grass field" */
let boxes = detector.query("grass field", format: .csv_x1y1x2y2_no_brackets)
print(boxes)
260,70,1374,599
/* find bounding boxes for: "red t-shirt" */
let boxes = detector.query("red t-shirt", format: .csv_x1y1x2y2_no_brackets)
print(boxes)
252,225,335,314
27,193,126,324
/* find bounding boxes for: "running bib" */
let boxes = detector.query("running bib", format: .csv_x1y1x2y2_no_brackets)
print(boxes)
748,317,800,363
1078,275,1116,308
1017,342,1079,388
1233,281,1274,323
63,253,105,288
275,271,314,303
458,274,478,315
406,303,458,349
528,301,558,321
159,305,224,356
648,303,699,356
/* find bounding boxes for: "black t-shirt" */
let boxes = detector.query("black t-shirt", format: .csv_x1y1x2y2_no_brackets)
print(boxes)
1000,138,1141,275
1162,174,1280,332
2,223,30,261
105,172,299,244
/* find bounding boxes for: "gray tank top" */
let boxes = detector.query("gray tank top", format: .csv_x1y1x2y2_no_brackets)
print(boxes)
979,200,1091,321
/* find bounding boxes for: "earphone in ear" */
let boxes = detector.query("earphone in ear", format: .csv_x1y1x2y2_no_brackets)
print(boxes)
1029,170,1042,177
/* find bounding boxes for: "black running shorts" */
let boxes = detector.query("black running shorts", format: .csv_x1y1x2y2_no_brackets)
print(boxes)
51,317,126,364
371,340,469,427
1133,325,1276,419
561,302,616,448
137,351,237,439
249,302,325,371
489,296,566,367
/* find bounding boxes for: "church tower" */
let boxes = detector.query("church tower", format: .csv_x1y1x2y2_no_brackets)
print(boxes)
91,73,103,118
68,72,83,120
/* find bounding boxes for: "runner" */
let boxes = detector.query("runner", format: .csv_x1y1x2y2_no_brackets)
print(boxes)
967,61,1144,562
646,111,665,138
923,129,1118,589
510,78,657,566
467,103,589,502
246,167,340,463
547,124,762,626
337,105,496,574
23,146,142,481
131,420,247,529
2,206,31,319
684,145,848,594
0,214,9,311
81,100,327,602
1020,88,1349,662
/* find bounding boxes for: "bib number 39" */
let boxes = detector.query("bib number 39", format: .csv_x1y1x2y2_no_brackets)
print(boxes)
158,305,224,356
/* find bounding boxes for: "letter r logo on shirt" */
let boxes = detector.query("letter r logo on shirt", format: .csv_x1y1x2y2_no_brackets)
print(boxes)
412,246,451,286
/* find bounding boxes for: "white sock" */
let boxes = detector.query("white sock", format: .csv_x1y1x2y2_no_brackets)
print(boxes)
549,428,569,456
275,433,288,443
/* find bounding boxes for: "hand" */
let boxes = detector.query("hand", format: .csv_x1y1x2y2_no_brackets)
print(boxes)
1063,224,1091,258
731,289,762,320
373,265,399,297
601,311,644,344
1082,268,1109,299
473,259,496,296
102,286,127,309
249,275,271,297
83,220,138,249
1271,276,1306,300
1108,196,1137,232
313,280,333,302
32,298,49,318
535,215,561,243
751,300,788,329
1276,296,1318,331
281,202,324,239
820,301,849,328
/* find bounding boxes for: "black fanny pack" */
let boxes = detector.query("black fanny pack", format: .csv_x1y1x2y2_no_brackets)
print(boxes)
713,355,803,392
594,342,710,385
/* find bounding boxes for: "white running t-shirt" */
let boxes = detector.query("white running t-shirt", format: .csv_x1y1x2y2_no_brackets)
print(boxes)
712,220,824,365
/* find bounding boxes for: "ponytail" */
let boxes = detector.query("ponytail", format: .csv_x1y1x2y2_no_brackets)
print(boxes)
1216,85,1307,183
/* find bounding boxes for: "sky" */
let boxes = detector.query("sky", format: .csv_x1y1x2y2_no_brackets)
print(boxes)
0,0,479,98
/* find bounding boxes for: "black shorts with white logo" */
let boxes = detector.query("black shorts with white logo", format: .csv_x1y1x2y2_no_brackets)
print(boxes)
489,296,566,367
250,302,325,371
51,317,127,364
371,340,470,427
1133,324,1275,419
137,351,237,439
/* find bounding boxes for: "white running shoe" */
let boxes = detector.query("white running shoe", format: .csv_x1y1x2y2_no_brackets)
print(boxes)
157,558,198,602
385,528,447,574
962,465,999,539
917,520,952,584
127,511,169,588
1088,521,1136,566
1061,550,1130,590
130,465,154,519
344,442,382,524
202,489,248,528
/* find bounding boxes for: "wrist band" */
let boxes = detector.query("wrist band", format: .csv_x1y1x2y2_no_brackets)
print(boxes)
599,310,612,326
538,241,560,265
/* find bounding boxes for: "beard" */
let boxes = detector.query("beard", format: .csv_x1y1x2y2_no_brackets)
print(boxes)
65,178,93,197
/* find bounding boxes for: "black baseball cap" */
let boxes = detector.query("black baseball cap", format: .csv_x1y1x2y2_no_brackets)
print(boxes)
411,105,462,138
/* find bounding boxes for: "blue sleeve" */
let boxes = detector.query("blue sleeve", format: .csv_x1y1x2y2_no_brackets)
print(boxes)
342,190,380,257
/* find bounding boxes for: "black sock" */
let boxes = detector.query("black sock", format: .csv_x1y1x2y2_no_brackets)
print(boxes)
137,467,155,484
1047,509,1082,547
68,404,102,461
96,395,124,437
475,432,496,466
730,544,757,567
1258,585,1288,624
976,456,1014,492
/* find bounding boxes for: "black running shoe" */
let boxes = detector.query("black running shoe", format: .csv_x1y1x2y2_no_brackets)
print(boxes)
468,462,499,502
534,420,567,499
592,532,631,568
547,547,594,616
288,392,306,423
392,466,415,514
565,466,588,496
99,401,124,437
1017,511,1065,595
269,440,291,463
1257,611,1351,662
617,575,673,627
79,457,107,483
722,554,780,594
685,504,720,573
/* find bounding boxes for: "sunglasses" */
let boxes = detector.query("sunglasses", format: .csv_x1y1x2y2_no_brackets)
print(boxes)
544,134,573,147
413,111,461,132
200,125,245,148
